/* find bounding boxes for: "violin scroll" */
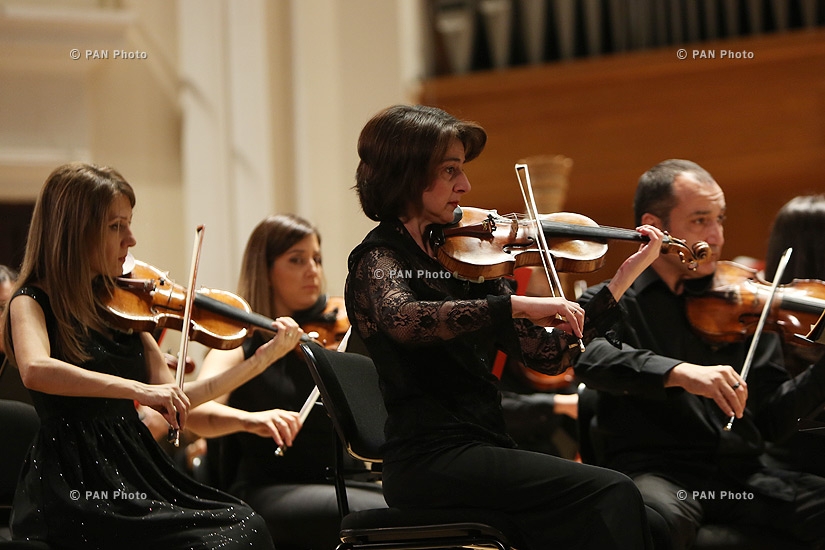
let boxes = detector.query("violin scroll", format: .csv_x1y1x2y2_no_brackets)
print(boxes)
661,235,712,271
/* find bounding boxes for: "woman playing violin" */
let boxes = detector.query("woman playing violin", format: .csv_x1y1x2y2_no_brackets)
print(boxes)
346,104,665,549
764,193,825,373
192,214,386,550
762,194,825,477
0,162,297,548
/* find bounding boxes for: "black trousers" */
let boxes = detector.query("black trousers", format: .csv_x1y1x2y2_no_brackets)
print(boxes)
382,443,653,550
634,470,825,550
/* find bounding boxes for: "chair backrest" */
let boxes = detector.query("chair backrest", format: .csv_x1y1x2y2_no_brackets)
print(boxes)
576,383,600,465
299,341,387,463
0,400,39,505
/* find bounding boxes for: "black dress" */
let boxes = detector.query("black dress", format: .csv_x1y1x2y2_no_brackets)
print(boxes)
9,287,274,550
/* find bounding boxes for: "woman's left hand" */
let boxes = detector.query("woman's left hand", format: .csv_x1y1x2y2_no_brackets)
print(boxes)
253,317,304,369
607,224,665,301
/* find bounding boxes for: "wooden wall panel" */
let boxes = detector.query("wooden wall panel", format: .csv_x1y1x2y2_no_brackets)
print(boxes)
418,30,825,288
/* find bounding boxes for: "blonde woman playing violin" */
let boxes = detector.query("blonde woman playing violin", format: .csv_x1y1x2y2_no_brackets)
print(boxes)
1,162,301,549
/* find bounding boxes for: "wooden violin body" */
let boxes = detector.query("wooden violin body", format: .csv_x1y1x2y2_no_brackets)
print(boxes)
301,296,350,350
428,206,711,283
685,261,825,346
100,260,303,350
512,361,576,391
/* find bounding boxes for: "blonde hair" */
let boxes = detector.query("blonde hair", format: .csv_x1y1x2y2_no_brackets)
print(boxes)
237,214,321,318
2,162,135,365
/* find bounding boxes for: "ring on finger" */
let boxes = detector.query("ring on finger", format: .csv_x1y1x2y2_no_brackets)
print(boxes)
731,382,741,390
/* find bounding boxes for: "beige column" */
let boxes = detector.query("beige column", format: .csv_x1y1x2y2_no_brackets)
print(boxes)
178,0,274,292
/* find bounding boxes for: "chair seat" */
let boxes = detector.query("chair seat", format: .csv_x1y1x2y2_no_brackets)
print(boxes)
693,523,812,550
299,342,519,550
340,507,519,549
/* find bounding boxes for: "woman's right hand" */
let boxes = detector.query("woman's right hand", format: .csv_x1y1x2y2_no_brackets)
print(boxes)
241,409,302,448
511,295,585,338
137,382,190,430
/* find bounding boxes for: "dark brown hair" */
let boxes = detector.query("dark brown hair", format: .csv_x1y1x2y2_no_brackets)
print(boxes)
237,214,321,318
764,194,825,283
634,159,715,227
355,104,487,221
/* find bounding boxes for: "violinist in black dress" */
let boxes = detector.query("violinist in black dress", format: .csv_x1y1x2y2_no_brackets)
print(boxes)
1,162,302,549
345,104,667,549
193,214,386,549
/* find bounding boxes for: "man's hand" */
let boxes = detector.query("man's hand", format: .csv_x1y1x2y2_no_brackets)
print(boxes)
665,363,747,418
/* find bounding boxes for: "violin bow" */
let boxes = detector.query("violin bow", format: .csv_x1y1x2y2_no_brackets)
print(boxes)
274,328,352,457
723,246,793,431
273,386,320,457
514,163,585,352
168,225,205,447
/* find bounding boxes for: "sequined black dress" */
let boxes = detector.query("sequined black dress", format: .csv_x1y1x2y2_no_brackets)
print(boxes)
9,287,274,550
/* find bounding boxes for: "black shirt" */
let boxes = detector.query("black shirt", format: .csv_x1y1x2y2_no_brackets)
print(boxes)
576,267,825,486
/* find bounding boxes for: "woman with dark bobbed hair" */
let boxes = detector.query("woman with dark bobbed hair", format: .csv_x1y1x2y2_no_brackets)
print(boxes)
345,104,666,549
764,194,825,286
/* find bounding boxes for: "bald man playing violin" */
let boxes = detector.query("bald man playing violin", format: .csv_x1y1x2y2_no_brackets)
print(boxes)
575,159,825,550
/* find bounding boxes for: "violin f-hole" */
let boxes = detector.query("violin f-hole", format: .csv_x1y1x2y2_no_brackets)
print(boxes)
502,237,536,254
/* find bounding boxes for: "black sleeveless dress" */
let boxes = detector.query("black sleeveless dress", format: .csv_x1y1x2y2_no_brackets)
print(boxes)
9,287,274,550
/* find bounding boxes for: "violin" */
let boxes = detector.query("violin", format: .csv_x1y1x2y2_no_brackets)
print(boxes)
512,361,576,391
685,260,825,346
99,260,311,350
804,310,825,346
491,267,577,391
427,206,712,283
301,296,350,351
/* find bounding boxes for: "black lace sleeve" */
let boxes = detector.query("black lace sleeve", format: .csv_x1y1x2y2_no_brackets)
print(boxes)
348,245,619,376
348,247,500,343
508,285,620,375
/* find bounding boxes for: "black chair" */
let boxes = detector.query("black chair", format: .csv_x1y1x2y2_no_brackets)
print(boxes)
298,341,520,550
0,399,53,549
576,384,811,550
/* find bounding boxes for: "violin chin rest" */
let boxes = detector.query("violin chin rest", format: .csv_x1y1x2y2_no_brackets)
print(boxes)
452,205,463,225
